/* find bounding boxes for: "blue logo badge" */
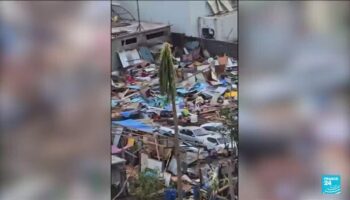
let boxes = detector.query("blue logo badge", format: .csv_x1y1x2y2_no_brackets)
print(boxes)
322,175,341,194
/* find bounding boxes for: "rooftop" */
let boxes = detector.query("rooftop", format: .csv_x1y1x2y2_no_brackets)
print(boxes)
112,20,170,39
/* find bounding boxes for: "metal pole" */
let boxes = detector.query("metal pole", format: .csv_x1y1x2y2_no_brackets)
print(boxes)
136,0,143,31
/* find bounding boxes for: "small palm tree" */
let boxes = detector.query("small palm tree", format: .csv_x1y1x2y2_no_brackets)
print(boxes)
159,42,183,200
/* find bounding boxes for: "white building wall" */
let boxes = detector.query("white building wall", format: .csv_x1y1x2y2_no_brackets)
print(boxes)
116,0,212,37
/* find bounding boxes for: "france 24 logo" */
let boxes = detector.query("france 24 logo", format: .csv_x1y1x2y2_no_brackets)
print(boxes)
322,175,341,195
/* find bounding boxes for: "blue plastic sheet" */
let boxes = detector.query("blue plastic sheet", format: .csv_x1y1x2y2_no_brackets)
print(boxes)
190,82,208,92
176,88,189,95
120,110,137,118
177,82,208,96
220,78,227,85
112,119,154,133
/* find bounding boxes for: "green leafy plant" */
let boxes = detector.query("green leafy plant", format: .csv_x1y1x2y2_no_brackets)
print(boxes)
220,107,238,149
208,168,229,200
133,169,163,200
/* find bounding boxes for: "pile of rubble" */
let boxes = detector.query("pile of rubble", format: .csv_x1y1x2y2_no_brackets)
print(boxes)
111,40,238,200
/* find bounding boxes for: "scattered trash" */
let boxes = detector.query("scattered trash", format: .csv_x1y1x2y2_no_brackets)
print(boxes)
112,38,238,200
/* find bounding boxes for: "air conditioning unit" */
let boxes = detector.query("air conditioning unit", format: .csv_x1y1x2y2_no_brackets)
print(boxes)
199,11,237,42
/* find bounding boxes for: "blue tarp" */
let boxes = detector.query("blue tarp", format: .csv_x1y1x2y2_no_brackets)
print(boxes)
177,83,208,95
190,82,208,92
176,88,189,95
120,110,138,118
112,119,154,133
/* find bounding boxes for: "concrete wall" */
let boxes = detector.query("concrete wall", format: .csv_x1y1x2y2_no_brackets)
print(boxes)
115,0,212,37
